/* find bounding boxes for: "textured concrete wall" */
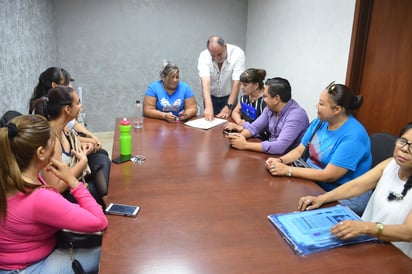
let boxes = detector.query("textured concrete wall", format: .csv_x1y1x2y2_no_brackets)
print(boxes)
54,0,247,131
1,0,247,131
0,0,58,115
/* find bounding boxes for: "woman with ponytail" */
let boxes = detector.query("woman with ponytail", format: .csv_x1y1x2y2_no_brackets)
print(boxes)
0,115,108,273
266,82,372,215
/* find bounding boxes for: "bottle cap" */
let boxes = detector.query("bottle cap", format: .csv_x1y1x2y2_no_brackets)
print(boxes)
120,117,130,125
136,100,140,104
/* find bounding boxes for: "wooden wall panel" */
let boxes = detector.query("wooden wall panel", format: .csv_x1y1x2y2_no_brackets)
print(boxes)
347,0,412,135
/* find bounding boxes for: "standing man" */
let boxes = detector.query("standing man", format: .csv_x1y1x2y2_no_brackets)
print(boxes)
198,35,245,120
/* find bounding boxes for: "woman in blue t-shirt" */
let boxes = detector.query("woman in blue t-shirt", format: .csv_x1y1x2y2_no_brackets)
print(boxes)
265,81,372,216
144,61,198,123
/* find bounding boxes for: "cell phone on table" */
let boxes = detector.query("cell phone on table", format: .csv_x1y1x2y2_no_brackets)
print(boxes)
105,203,140,217
112,155,131,164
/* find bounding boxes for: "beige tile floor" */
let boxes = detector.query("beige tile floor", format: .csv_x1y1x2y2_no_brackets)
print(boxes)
94,131,114,159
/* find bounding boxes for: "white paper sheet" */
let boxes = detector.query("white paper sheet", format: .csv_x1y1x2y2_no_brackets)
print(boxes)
184,117,227,130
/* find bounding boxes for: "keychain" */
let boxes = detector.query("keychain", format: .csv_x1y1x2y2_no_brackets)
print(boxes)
131,155,146,165
70,242,85,274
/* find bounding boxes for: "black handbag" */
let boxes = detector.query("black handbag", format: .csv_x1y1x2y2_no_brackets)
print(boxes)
55,229,103,274
55,229,103,249
292,121,323,168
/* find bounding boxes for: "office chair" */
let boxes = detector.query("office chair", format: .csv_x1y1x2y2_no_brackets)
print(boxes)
369,132,397,168
0,110,22,127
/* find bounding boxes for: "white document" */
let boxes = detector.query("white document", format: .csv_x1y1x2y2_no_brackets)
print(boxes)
184,117,227,130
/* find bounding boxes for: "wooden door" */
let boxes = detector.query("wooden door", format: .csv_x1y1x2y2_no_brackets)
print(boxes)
346,0,412,135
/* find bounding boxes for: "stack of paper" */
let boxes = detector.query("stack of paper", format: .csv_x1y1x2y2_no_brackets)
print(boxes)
184,117,227,130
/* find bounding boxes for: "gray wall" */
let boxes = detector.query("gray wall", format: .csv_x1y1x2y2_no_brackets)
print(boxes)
0,0,58,115
54,0,247,131
1,0,355,131
247,0,355,121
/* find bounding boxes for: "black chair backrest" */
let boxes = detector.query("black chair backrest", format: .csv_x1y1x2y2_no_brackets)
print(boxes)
0,110,22,127
369,132,397,168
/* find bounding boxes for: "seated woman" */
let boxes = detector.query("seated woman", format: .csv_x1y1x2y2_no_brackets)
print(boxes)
265,81,372,215
0,114,108,273
224,77,309,155
30,67,111,202
143,61,198,123
231,68,267,125
29,67,104,151
32,86,108,208
298,122,412,259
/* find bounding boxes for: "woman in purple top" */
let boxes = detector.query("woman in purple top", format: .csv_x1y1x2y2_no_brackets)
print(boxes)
224,77,309,154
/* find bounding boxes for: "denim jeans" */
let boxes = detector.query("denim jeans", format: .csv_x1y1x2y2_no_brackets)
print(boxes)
339,190,373,216
0,247,101,274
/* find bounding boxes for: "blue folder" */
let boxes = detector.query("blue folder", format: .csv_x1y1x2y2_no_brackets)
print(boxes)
267,205,377,256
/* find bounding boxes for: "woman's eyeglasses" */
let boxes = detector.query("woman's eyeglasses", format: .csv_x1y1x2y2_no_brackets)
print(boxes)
395,137,412,153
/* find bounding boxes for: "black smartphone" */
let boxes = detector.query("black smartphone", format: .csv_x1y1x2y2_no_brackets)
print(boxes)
105,203,140,217
112,155,131,164
223,128,236,135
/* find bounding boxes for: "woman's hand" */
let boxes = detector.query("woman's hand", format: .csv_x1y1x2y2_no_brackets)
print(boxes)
298,195,324,211
81,142,95,155
91,135,102,151
265,160,289,176
265,157,282,168
72,148,88,167
178,110,189,121
236,119,246,126
79,136,100,153
46,158,79,189
330,220,366,240
163,112,178,123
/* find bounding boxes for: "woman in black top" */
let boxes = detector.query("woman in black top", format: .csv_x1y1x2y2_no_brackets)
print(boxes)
231,68,268,139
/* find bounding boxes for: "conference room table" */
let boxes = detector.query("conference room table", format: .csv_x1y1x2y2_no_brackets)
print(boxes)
99,117,411,274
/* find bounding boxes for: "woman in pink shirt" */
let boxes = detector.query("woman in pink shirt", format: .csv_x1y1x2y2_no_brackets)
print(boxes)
0,115,108,273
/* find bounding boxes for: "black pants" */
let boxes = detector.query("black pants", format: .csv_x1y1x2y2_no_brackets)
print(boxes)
211,95,230,115
87,148,111,197
63,149,111,210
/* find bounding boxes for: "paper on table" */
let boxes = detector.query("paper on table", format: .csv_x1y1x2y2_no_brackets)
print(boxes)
184,117,227,130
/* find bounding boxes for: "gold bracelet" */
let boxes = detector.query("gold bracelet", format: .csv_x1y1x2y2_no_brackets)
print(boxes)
375,222,384,235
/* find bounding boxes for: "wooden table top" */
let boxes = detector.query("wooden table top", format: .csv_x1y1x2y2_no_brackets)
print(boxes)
99,117,411,274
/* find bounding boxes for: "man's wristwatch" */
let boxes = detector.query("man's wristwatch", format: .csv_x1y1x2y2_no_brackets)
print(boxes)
226,103,235,110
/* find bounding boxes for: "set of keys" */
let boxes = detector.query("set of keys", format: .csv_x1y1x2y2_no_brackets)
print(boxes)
130,155,146,165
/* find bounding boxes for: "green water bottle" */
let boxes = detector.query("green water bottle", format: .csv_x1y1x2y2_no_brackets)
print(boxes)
119,118,132,157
